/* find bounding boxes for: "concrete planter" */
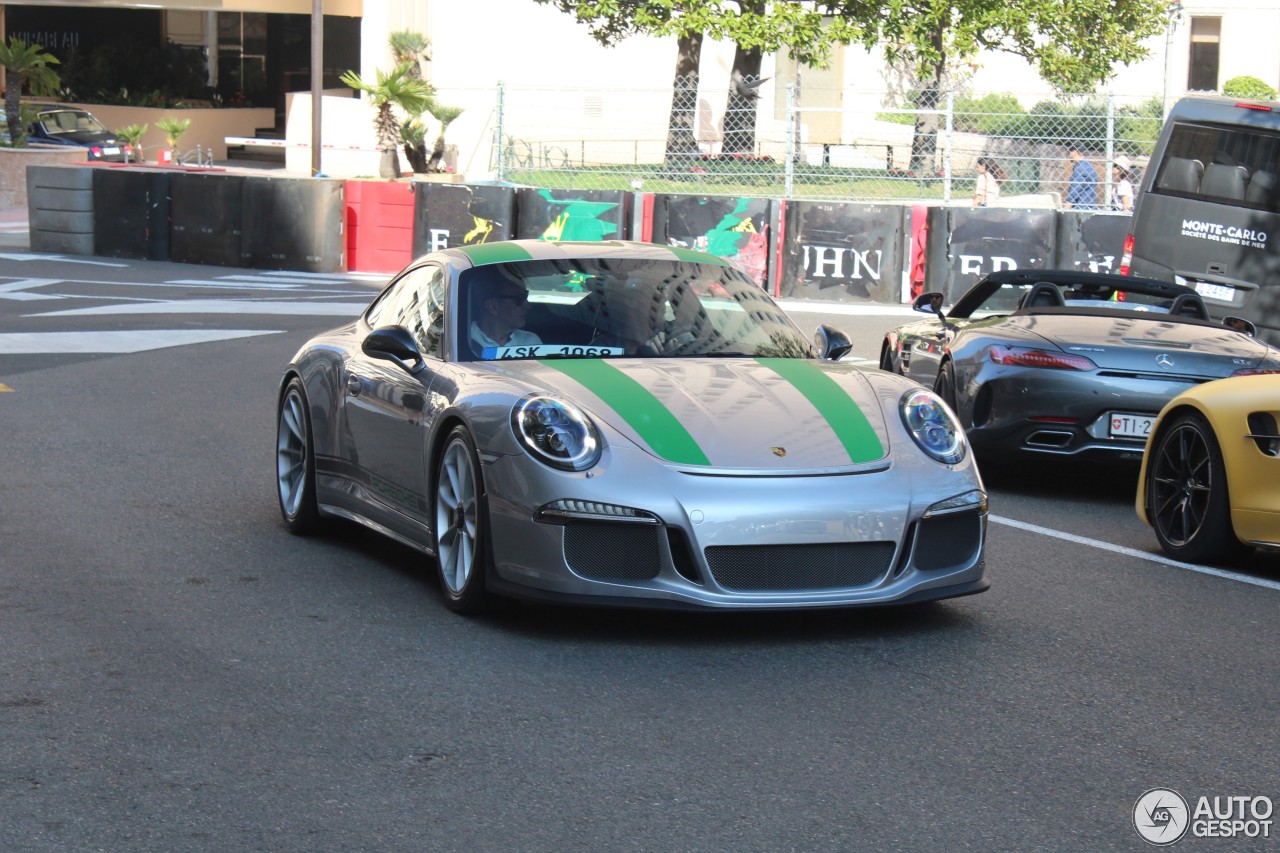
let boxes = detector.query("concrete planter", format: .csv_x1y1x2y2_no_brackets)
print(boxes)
0,146,89,208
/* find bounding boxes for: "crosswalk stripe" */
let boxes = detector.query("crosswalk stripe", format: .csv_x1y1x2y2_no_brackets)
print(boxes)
0,329,281,354
33,300,368,317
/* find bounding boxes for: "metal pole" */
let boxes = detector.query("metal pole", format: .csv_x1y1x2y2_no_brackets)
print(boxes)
785,84,795,199
311,0,323,176
1105,93,1116,208
943,90,954,203
494,81,506,181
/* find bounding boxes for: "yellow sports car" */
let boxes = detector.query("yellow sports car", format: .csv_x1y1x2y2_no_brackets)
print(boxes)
1137,374,1280,562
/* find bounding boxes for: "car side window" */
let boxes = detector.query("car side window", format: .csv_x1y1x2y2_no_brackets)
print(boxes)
364,264,446,359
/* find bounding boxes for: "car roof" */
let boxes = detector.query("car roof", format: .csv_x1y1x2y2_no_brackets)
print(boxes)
438,240,731,269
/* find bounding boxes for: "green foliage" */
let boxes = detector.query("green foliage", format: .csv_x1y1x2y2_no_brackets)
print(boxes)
953,93,1025,135
156,116,192,148
535,0,859,68
389,30,431,79
0,37,62,146
57,38,213,108
430,104,464,131
1222,75,1278,101
1115,98,1164,156
341,64,436,154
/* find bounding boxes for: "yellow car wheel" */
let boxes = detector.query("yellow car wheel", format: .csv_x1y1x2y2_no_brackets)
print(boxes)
1147,411,1245,563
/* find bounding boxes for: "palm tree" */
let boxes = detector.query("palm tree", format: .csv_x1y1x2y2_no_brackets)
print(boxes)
340,64,434,178
388,30,431,81
0,37,61,146
426,104,464,172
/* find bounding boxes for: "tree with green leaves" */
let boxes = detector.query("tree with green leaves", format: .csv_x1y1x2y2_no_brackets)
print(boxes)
0,37,61,147
537,1,855,160
341,64,435,178
823,0,1170,172
389,30,432,82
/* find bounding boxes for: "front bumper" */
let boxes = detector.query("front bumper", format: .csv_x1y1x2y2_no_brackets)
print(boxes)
481,444,987,610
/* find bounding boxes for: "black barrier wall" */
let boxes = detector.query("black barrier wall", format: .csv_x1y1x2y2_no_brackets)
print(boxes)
514,188,628,241
649,194,772,288
241,177,345,273
92,169,171,261
412,183,516,256
1055,211,1131,274
170,173,245,267
780,201,906,302
924,207,1057,301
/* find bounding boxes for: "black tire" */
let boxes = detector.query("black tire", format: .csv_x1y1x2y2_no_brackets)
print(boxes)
276,377,322,533
879,343,897,373
933,361,959,413
1146,411,1244,564
433,426,493,614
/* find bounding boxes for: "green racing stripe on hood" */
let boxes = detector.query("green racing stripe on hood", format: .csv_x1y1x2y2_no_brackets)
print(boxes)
539,359,711,466
756,358,885,463
456,242,534,265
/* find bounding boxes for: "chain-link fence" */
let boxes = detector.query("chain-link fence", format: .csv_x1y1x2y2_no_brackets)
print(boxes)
482,77,1164,208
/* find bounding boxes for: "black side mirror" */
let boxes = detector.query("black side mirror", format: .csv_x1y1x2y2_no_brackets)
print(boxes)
363,325,425,374
814,323,853,361
913,292,945,316
1223,316,1256,337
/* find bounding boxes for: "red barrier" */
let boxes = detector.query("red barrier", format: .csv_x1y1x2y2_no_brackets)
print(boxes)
346,180,416,273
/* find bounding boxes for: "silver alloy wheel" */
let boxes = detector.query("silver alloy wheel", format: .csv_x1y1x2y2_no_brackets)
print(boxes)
277,386,309,518
436,436,479,594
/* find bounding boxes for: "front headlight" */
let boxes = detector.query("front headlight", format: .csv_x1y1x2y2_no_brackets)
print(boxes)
512,394,602,471
900,389,966,465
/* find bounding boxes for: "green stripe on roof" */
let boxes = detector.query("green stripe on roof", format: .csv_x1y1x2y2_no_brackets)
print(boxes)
457,242,534,265
665,245,729,265
757,359,884,463
540,359,710,466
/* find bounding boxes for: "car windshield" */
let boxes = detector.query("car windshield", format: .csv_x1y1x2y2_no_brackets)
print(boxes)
962,280,1178,318
460,257,814,361
40,110,108,135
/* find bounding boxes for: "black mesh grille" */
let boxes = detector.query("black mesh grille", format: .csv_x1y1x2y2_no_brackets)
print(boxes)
704,542,895,591
912,510,983,571
563,522,662,581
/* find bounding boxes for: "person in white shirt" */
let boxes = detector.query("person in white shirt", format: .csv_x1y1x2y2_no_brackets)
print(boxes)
1111,155,1135,212
469,277,543,353
973,156,1006,207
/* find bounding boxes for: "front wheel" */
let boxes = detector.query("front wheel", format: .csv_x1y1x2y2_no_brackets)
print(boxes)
1146,412,1243,564
933,361,959,413
276,377,321,533
434,426,492,614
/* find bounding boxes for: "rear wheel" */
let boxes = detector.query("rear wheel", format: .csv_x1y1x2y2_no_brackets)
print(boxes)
434,427,492,614
1147,412,1243,563
276,377,321,533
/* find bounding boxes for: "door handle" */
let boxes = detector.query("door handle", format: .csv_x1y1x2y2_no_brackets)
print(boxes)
346,374,362,396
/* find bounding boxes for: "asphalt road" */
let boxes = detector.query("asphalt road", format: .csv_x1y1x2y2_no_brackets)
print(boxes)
2,254,1278,852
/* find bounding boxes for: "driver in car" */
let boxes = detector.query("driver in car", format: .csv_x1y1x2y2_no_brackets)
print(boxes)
470,276,543,353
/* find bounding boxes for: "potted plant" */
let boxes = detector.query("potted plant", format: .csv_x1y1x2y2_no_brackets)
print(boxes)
116,123,147,164
155,116,191,164
339,64,433,179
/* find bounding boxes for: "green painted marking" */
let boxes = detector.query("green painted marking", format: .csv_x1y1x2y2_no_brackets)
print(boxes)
665,244,729,265
540,360,710,465
757,359,884,463
457,242,533,265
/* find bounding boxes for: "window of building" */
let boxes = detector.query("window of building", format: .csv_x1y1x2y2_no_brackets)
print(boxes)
1187,16,1221,92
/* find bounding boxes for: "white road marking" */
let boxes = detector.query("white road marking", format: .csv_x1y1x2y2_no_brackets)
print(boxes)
0,253,128,267
0,279,63,301
0,329,280,354
991,514,1280,591
32,300,367,317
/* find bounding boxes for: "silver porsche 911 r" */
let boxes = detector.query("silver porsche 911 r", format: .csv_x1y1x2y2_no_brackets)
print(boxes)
276,240,988,613
881,270,1280,463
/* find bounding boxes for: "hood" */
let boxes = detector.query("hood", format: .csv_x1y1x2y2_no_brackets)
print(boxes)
1006,314,1273,376
488,358,892,471
54,131,120,147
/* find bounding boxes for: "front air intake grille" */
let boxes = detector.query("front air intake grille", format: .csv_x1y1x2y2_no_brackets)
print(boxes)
912,510,983,571
704,542,895,591
564,522,662,581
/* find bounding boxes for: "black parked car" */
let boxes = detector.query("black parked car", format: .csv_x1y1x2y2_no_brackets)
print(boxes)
24,105,132,162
